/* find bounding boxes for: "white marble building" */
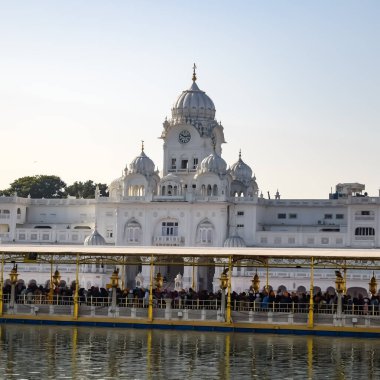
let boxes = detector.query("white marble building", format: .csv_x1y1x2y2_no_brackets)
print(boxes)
1,68,379,290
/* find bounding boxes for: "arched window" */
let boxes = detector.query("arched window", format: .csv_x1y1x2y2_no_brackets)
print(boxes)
355,227,375,236
127,227,140,242
126,220,142,244
207,185,212,196
197,220,214,245
212,185,218,196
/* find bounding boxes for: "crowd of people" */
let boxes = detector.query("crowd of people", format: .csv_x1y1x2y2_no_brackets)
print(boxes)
3,279,379,314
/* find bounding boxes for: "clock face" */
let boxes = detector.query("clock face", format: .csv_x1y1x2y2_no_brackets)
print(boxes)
179,130,191,144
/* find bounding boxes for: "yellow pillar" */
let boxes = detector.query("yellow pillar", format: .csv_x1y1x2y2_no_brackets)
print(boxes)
343,265,347,295
0,253,4,316
73,253,79,320
49,255,54,302
226,256,232,324
266,260,269,292
148,255,154,322
192,257,195,290
308,257,314,328
121,256,126,291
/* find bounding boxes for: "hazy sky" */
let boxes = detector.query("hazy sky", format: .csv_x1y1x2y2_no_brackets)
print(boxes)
0,1,379,198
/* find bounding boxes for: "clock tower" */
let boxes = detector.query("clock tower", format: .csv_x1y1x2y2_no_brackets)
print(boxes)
160,66,226,185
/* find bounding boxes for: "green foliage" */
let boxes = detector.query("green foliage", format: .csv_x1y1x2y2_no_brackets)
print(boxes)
0,176,109,199
97,183,109,197
65,180,94,199
65,180,108,199
2,175,67,198
0,189,11,197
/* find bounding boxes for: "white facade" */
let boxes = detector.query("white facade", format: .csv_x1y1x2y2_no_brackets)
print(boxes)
1,71,380,289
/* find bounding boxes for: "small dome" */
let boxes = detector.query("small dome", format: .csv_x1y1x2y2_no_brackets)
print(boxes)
230,152,253,182
84,228,106,246
109,176,122,190
198,151,227,175
172,80,216,121
223,236,246,247
129,150,155,176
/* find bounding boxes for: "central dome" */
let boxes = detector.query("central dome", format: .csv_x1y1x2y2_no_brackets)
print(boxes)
172,79,216,121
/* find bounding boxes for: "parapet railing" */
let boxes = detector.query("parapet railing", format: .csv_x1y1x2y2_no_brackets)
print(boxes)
3,294,380,317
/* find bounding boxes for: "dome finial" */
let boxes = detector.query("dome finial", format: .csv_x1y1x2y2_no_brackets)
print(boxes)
239,149,242,160
141,140,144,152
192,63,197,82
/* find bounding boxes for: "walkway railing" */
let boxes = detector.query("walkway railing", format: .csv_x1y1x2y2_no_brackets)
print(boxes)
3,294,380,317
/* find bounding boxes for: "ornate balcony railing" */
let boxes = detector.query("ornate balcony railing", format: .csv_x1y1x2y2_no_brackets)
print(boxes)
153,236,184,246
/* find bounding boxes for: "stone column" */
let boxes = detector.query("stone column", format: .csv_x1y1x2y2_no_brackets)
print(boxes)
183,257,198,290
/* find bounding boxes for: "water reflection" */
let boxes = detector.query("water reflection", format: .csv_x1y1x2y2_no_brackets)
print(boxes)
1,324,380,379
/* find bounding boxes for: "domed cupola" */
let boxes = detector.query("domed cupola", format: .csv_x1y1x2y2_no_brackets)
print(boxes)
84,226,106,246
230,150,253,184
108,176,123,199
171,66,216,122
129,143,156,176
223,235,246,247
198,150,227,176
109,176,123,190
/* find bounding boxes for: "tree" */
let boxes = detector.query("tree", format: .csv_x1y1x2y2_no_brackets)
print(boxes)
0,176,109,199
97,183,109,197
65,180,108,199
0,189,11,196
2,175,67,198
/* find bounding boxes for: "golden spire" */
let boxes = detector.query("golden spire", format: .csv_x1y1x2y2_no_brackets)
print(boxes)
192,63,197,82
